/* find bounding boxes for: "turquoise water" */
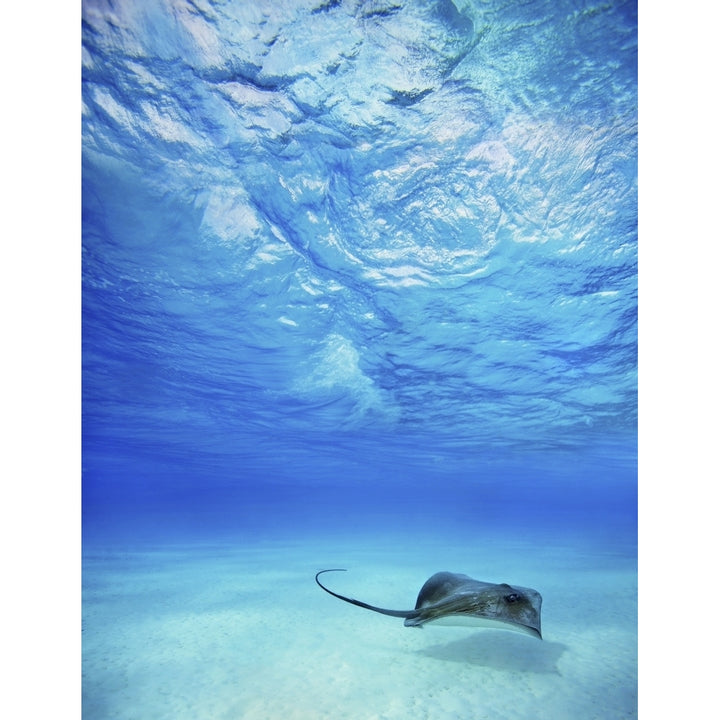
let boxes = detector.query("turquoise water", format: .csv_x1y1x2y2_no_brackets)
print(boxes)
82,1,637,717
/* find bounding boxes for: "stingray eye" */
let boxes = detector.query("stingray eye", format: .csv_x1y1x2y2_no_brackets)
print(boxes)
504,593,520,603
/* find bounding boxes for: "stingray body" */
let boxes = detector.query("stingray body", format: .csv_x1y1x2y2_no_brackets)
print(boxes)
316,569,542,639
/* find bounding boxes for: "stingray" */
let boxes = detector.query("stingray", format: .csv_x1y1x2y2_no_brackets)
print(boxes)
316,569,542,639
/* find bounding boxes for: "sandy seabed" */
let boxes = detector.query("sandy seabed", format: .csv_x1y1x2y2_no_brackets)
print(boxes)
82,532,637,720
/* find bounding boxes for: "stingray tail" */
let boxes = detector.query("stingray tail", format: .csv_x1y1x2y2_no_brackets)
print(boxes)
315,569,417,619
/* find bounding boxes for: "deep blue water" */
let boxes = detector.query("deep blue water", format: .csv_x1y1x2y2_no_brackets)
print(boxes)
82,0,637,548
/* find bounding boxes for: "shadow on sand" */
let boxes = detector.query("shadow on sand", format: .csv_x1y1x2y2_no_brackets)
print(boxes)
416,632,566,673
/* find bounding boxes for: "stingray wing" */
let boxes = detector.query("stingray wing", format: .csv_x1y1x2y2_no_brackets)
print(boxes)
413,572,494,609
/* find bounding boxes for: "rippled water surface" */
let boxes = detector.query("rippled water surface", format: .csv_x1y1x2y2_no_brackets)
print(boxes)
83,0,636,540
